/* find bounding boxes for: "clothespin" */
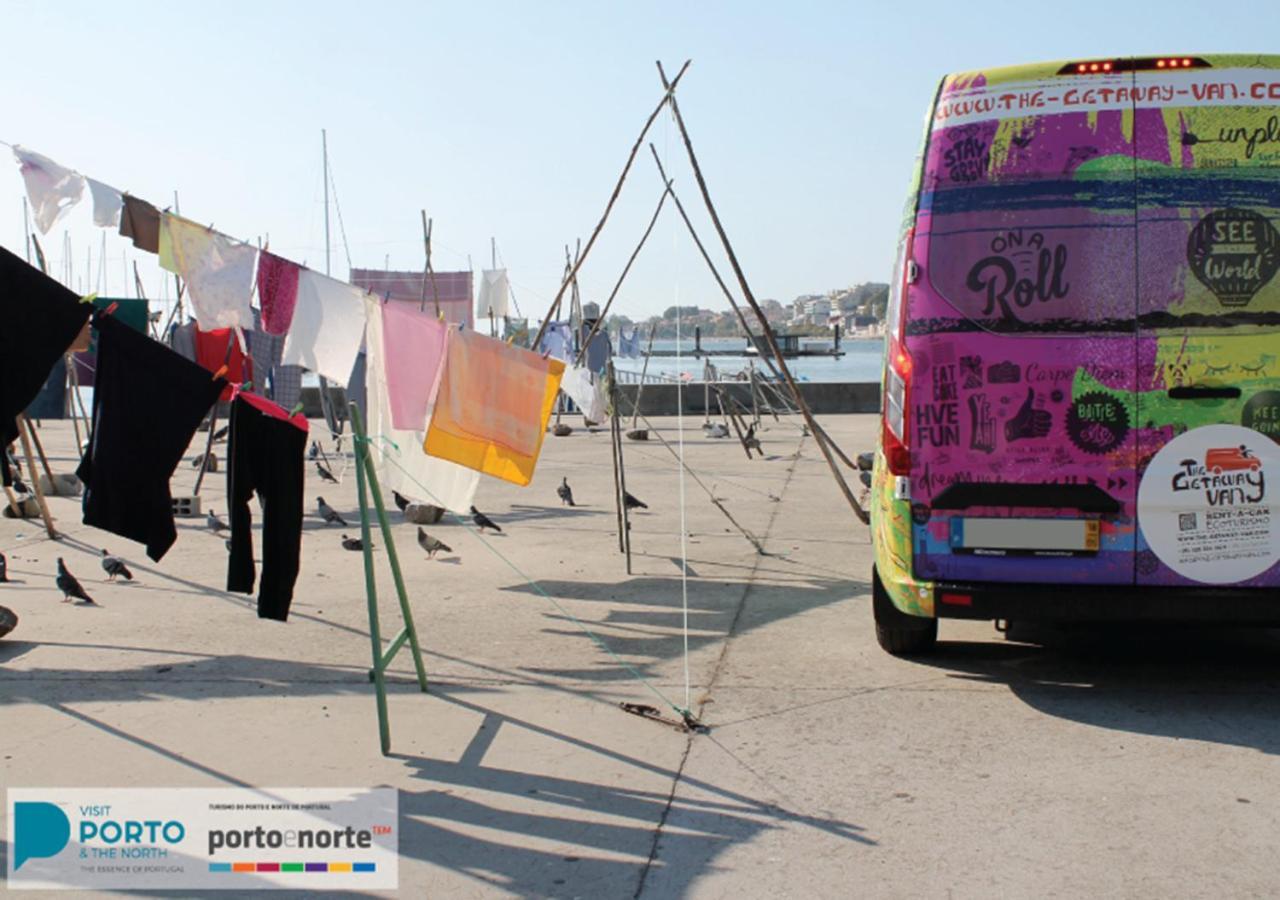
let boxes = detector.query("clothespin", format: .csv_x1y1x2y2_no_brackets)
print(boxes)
79,292,99,305
212,365,228,381
104,302,118,316
289,402,304,418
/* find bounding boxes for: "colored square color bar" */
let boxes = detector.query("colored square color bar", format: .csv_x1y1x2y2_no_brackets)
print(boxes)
281,863,305,872
232,862,255,873
305,863,328,872
208,863,231,873
354,862,377,872
329,862,353,873
256,863,280,872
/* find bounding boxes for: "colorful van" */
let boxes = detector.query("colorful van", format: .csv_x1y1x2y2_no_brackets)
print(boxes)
872,55,1280,654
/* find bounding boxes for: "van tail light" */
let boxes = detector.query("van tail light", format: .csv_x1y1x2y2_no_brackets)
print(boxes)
884,344,912,475
883,230,915,476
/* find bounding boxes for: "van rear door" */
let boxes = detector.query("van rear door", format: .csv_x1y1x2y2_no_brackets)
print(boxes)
910,63,1140,586
1132,57,1280,588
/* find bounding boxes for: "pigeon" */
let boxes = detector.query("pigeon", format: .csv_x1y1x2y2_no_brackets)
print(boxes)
0,550,7,582
100,549,133,582
623,491,648,510
212,425,229,443
56,558,95,604
341,535,367,551
744,424,762,456
417,527,452,558
225,539,233,551
470,506,501,533
557,477,575,507
703,423,730,439
207,511,228,533
308,441,320,460
392,490,412,512
12,473,29,495
315,461,338,483
317,497,348,526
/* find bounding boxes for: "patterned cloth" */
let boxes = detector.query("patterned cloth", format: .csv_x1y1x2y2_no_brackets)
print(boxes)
159,214,257,331
257,251,302,335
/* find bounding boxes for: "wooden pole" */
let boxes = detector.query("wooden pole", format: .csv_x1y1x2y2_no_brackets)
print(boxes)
608,365,625,554
24,417,55,484
656,61,868,522
629,323,658,430
573,182,671,367
530,60,691,350
15,416,56,538
609,364,633,573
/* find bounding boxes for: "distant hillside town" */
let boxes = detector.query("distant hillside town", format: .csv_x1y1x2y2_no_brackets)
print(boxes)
606,282,890,340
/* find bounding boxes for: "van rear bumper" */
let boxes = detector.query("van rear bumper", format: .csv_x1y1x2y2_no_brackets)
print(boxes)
933,581,1280,624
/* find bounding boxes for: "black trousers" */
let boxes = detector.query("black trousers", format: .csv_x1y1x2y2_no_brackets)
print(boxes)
226,396,306,621
79,314,225,561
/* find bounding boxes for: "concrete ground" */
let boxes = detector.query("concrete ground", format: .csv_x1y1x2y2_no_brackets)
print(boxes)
3,412,1280,898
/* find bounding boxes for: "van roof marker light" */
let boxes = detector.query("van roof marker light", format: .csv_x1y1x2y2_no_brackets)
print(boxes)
1056,57,1211,75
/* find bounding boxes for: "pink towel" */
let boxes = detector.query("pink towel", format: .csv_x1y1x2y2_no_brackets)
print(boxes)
257,251,301,336
380,300,449,431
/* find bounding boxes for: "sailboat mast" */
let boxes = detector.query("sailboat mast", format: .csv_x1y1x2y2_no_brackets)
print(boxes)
322,128,331,277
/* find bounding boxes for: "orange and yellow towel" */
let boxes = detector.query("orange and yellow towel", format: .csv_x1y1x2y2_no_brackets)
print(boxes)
425,328,564,486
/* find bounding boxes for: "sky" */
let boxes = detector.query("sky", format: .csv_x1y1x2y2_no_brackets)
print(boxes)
1,0,1274,321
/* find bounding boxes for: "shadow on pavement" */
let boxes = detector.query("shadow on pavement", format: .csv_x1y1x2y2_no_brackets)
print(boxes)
918,622,1280,754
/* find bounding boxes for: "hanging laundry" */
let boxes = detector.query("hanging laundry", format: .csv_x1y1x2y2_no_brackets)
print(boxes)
247,325,286,402
272,365,304,411
560,365,607,423
159,214,257,331
123,195,162,254
425,327,564,486
226,390,308,622
12,146,85,234
195,326,249,402
364,296,479,512
281,269,368,385
256,251,302,336
70,296,150,387
579,321,612,374
617,326,642,359
350,267,473,328
78,314,225,561
168,320,197,363
537,321,573,362
0,246,91,479
85,178,124,228
119,195,161,253
476,269,510,319
381,301,448,431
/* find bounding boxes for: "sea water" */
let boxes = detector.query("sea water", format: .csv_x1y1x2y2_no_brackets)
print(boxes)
612,337,884,383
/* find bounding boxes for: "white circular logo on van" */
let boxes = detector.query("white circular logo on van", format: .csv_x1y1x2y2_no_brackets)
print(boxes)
1137,424,1279,584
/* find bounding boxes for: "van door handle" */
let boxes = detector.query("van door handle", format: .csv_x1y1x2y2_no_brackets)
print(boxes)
1167,385,1241,400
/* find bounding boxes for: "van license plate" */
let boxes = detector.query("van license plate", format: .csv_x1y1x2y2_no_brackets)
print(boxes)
950,518,1099,556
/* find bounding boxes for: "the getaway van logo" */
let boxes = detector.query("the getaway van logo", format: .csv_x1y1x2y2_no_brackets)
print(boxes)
1171,445,1265,505
8,787,397,891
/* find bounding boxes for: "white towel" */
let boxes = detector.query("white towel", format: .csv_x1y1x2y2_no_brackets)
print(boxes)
281,269,369,385
476,268,510,318
364,295,479,513
560,365,607,423
86,178,123,228
13,146,84,234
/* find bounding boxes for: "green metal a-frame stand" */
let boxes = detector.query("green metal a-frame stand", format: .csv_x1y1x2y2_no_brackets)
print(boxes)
348,403,429,755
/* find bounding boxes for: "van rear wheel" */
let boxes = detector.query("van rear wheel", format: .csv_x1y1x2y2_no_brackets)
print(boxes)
872,568,937,655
